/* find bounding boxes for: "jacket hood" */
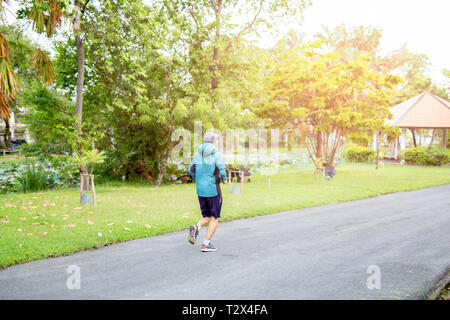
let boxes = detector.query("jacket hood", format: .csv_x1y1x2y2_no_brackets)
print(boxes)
198,142,216,157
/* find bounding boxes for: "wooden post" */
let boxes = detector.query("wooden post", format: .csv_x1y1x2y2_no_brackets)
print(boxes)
409,128,417,147
444,129,447,149
91,175,96,205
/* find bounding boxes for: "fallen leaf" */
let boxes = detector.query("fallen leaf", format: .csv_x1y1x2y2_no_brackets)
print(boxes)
66,224,76,228
87,220,95,225
98,232,102,237
2,220,9,224
73,207,82,210
19,217,27,221
136,211,142,215
123,227,131,231
32,222,48,225
17,228,23,232
27,233,33,236
37,232,48,237
107,222,114,226
19,244,23,248
51,214,57,217
108,230,112,233
145,224,151,229
126,220,133,223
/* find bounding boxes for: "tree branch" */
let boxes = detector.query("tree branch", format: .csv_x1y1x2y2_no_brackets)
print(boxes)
226,0,264,51
81,0,91,14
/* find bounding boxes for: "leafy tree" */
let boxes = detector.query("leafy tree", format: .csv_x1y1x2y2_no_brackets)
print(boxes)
257,39,402,167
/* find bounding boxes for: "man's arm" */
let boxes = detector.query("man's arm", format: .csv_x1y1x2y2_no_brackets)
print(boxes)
188,157,196,179
216,153,227,182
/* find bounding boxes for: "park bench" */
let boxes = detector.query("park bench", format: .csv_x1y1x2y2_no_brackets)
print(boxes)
0,148,17,156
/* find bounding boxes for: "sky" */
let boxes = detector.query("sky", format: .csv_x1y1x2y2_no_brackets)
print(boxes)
278,0,450,86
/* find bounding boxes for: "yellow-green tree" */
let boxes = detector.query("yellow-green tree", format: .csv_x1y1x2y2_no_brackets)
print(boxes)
257,40,402,166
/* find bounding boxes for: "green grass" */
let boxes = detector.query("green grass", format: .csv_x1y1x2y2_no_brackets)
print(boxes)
438,282,450,300
1,163,449,269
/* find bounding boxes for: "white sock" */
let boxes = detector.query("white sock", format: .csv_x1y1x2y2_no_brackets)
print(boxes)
196,223,202,231
203,240,210,246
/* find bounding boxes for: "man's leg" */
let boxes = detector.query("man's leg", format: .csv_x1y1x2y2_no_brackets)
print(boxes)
188,197,212,245
197,217,211,228
201,191,221,252
205,217,218,241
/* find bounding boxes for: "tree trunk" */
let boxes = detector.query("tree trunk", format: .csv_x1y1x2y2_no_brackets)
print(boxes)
210,0,222,91
315,131,322,162
3,118,10,148
428,129,436,149
409,128,417,147
155,139,175,187
74,1,88,193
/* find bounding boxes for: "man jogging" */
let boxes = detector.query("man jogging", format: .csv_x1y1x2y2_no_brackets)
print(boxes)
187,131,226,252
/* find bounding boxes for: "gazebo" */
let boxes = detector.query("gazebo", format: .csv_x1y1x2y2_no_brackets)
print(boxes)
385,92,450,157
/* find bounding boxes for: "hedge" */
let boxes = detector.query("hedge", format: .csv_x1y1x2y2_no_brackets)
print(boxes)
400,146,450,166
344,145,379,163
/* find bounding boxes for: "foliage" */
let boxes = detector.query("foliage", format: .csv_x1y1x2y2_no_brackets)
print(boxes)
400,146,450,166
343,145,376,163
68,148,105,175
0,156,79,194
257,38,401,166
16,165,49,193
56,118,105,175
20,81,74,156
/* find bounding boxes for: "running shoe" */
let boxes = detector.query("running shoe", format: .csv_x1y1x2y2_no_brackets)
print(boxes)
187,225,199,245
201,243,217,252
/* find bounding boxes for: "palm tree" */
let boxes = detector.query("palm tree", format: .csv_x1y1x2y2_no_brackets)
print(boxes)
0,0,57,122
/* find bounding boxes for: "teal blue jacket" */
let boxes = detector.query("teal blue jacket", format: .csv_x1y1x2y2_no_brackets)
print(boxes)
189,142,226,197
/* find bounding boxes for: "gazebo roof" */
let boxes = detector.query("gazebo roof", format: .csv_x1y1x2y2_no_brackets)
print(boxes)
388,92,450,129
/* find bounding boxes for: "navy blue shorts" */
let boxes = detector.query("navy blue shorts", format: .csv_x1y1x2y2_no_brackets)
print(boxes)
198,188,222,219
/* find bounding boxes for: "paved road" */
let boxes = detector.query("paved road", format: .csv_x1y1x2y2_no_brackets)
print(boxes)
1,184,449,300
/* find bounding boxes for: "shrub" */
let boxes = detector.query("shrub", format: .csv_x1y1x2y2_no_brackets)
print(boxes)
344,145,376,163
17,165,49,193
0,157,79,194
401,147,450,166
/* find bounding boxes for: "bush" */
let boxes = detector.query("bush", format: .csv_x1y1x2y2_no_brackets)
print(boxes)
17,166,49,193
0,157,79,194
344,145,377,163
401,147,450,166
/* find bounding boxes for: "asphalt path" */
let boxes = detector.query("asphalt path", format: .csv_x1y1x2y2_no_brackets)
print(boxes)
1,184,449,299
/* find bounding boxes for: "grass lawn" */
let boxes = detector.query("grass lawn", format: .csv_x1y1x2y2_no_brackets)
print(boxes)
1,163,449,269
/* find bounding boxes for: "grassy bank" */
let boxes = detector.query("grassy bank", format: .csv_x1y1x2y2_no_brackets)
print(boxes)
1,163,449,269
